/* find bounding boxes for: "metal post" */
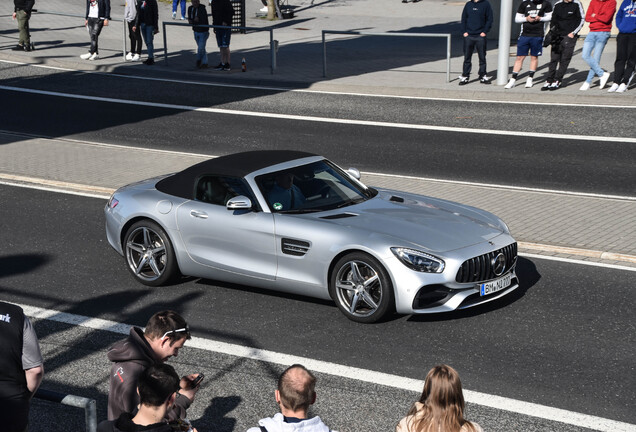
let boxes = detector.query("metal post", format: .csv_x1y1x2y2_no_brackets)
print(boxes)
322,31,327,77
446,34,451,83
496,0,512,85
122,20,127,61
163,21,168,64
35,389,97,432
270,30,276,74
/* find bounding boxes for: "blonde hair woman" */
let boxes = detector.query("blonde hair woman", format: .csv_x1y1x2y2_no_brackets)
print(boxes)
396,365,483,432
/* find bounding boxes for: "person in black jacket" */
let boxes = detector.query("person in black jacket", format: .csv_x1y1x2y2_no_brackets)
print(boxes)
81,0,111,60
133,0,159,65
211,0,234,70
459,0,494,85
12,0,35,51
541,0,585,90
98,364,198,432
188,0,210,68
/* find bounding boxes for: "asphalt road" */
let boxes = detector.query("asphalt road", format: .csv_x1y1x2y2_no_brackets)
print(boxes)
0,185,634,430
1,64,636,196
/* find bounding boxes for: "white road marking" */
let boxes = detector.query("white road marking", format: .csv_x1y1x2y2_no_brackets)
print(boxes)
14,303,636,432
2,59,636,109
2,84,636,143
519,253,636,271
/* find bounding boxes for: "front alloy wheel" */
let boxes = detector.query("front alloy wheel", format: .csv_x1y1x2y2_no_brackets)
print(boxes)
330,253,393,323
124,220,177,286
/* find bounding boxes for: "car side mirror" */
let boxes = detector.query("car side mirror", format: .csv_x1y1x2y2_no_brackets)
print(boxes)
226,195,252,210
347,167,361,180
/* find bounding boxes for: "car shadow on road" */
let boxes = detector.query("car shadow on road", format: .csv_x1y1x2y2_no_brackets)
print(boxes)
405,256,540,323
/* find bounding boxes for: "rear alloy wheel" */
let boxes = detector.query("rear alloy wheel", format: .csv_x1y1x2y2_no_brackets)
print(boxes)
330,253,394,323
124,220,177,286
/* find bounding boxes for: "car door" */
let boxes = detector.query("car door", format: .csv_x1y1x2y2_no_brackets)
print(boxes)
176,175,277,281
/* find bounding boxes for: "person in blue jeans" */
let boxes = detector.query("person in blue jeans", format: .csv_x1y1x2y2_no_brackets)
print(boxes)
188,0,209,68
172,0,186,20
580,0,616,90
133,0,159,65
458,0,494,85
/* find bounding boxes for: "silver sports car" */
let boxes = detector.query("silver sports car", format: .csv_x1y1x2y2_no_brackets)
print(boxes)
105,151,519,323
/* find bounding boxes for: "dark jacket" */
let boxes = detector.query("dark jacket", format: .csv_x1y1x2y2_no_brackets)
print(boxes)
188,4,210,33
135,0,159,27
97,412,173,432
85,0,111,20
551,0,585,36
14,0,35,12
107,328,191,422
461,0,494,35
211,0,234,26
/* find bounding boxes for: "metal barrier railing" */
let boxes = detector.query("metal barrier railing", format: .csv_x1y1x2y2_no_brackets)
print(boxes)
322,30,451,83
35,388,97,432
162,22,277,74
33,10,127,61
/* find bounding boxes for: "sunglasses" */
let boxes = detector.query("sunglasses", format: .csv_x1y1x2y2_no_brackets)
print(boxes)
160,326,190,340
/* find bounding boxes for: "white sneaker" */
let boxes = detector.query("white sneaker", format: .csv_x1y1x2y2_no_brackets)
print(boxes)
125,52,133,61
599,72,610,89
80,52,92,60
525,77,533,88
504,78,516,89
579,82,590,91
259,6,268,11
616,83,627,93
172,11,176,19
131,53,140,61
89,53,99,61
607,83,619,93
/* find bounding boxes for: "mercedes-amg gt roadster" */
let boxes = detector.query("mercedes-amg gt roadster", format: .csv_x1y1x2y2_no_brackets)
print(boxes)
105,150,519,323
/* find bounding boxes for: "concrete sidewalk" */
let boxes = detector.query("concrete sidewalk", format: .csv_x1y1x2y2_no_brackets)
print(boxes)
1,0,635,103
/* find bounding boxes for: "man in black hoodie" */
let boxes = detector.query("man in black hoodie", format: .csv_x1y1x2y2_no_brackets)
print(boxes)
107,310,200,422
98,364,198,432
133,0,159,65
459,0,494,85
12,0,35,52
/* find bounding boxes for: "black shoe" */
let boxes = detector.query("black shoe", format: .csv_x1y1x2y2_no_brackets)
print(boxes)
479,76,492,84
549,81,561,90
199,63,208,69
143,58,154,65
12,44,24,51
222,63,231,71
213,63,224,70
23,44,31,52
541,82,552,91
196,60,201,68
458,75,469,86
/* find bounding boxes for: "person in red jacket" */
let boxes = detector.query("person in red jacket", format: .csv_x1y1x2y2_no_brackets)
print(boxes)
580,0,616,90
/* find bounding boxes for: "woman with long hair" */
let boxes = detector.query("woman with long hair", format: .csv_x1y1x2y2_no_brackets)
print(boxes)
396,364,483,432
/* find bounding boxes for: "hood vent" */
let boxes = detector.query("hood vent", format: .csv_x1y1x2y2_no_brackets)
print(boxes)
281,238,310,256
390,196,405,203
320,213,358,220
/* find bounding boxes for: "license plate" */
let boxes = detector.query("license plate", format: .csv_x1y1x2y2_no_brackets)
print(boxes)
480,273,512,296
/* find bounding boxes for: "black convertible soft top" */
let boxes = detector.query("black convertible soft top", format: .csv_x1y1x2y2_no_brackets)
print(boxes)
155,150,317,199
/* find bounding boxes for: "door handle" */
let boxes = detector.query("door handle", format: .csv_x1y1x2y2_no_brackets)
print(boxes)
190,210,208,219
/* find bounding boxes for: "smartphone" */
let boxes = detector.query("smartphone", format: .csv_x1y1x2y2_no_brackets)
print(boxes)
191,373,204,388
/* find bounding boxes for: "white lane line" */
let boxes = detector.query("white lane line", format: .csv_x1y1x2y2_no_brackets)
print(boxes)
2,59,636,109
519,253,636,271
15,303,636,432
2,85,636,143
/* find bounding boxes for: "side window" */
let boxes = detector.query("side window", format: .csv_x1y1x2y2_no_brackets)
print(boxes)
195,176,254,206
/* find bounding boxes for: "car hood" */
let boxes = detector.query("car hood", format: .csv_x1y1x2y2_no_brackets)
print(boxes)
316,189,507,253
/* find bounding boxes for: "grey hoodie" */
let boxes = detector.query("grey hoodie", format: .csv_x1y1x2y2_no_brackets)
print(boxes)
124,0,137,22
246,413,335,432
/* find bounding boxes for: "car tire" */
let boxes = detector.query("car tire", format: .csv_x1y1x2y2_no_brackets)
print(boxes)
329,252,394,323
123,220,178,286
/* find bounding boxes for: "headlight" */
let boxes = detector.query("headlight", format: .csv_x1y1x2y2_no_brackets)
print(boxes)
391,247,445,273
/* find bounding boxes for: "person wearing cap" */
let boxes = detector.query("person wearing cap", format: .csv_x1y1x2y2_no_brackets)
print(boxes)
106,310,201,422
12,0,35,52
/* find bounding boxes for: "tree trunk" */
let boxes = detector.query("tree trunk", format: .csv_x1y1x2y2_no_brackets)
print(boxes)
267,0,276,20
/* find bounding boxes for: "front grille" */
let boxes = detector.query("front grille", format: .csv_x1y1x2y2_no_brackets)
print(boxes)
455,243,517,283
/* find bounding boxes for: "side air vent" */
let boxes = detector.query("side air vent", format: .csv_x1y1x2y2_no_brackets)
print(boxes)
390,196,405,203
320,213,358,220
281,238,310,256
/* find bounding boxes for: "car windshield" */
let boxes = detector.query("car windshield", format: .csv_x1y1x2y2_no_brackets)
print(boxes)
256,160,376,213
